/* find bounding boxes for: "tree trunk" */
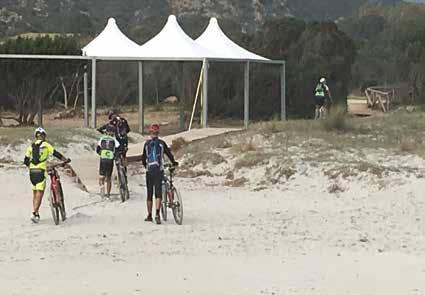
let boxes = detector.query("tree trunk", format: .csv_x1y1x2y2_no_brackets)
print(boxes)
61,78,68,109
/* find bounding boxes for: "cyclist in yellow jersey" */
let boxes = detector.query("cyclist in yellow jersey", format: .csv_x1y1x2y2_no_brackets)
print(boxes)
23,127,70,223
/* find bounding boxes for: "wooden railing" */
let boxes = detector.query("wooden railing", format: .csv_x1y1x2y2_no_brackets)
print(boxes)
365,87,395,113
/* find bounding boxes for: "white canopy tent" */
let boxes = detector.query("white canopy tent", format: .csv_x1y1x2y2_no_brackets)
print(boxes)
82,18,140,58
195,17,272,128
137,15,217,58
0,16,285,130
196,18,267,61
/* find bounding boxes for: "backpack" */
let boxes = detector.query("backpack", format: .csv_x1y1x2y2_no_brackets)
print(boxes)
116,118,129,138
146,139,163,172
99,136,116,160
31,141,44,165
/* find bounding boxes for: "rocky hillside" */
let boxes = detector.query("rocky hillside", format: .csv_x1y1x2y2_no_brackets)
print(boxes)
0,0,403,37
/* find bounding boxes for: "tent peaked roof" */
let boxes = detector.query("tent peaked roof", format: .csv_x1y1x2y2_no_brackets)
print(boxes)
137,15,217,59
196,18,268,61
82,18,140,57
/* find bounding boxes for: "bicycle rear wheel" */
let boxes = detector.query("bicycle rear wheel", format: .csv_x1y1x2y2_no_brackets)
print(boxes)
171,187,183,225
161,183,168,221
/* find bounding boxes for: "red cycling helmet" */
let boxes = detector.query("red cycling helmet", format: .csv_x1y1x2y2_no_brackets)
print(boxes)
148,123,160,134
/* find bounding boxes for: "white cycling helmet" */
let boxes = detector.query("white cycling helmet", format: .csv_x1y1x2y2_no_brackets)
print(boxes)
34,127,47,138
320,77,326,83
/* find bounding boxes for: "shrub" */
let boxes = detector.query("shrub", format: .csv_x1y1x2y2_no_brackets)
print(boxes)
322,105,352,131
400,136,416,152
170,137,188,152
234,152,266,169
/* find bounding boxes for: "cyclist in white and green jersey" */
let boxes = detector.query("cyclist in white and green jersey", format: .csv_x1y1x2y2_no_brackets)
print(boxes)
314,77,332,119
96,125,120,199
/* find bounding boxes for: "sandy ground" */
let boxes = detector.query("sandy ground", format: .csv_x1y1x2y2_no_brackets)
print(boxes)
1,128,425,294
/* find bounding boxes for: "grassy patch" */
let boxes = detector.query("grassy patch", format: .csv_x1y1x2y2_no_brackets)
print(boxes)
170,137,188,153
322,106,352,132
234,152,267,169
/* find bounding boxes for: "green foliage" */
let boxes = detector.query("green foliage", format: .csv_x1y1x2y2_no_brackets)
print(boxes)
340,3,425,103
0,36,83,124
252,18,356,118
322,105,352,131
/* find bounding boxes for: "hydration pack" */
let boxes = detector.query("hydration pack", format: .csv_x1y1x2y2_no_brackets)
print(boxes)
31,141,44,165
146,139,163,172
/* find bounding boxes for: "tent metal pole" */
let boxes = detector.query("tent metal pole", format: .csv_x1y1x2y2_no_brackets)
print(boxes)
244,62,250,128
83,71,89,128
281,61,286,121
91,58,97,128
37,97,43,127
202,58,209,128
138,61,144,134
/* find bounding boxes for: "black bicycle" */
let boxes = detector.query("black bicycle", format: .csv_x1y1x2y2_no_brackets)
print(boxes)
116,151,129,202
47,160,70,225
161,164,183,225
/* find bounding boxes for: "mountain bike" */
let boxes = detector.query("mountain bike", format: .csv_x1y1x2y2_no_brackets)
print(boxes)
161,164,183,225
47,160,70,225
116,151,129,202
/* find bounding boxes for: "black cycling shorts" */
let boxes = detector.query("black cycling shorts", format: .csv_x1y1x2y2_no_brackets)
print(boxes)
99,159,114,177
146,169,164,202
315,95,326,107
30,169,45,186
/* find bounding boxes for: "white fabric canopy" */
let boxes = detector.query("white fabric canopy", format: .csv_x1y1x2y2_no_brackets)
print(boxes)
82,18,140,57
196,18,268,61
137,15,217,59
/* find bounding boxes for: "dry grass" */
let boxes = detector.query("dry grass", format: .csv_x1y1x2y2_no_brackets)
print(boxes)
170,137,188,152
322,105,352,132
328,182,345,194
224,177,248,187
231,139,256,154
182,151,226,167
400,136,417,152
234,152,267,169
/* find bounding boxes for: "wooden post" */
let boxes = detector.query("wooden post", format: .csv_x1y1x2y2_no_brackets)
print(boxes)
244,61,250,128
281,61,287,121
189,65,204,131
91,58,97,128
202,58,209,128
138,61,144,134
83,71,89,128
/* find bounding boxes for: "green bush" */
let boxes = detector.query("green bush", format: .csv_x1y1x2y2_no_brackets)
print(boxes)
322,105,352,131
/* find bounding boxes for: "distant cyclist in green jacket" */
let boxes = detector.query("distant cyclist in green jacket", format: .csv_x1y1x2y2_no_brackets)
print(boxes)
96,125,120,199
314,77,333,119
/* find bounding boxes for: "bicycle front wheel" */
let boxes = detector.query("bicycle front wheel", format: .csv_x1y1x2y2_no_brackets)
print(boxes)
49,190,60,225
172,187,183,225
117,164,129,202
57,182,67,222
161,183,168,221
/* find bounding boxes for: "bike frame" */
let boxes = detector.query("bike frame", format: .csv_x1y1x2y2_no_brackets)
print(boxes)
48,168,61,205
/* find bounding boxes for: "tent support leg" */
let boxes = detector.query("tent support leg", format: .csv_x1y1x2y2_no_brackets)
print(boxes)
138,61,144,134
83,71,89,128
37,97,43,127
91,58,97,128
202,58,209,128
244,62,250,128
281,61,286,121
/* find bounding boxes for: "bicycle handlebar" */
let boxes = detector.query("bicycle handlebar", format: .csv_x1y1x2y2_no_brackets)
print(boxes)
48,159,71,170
